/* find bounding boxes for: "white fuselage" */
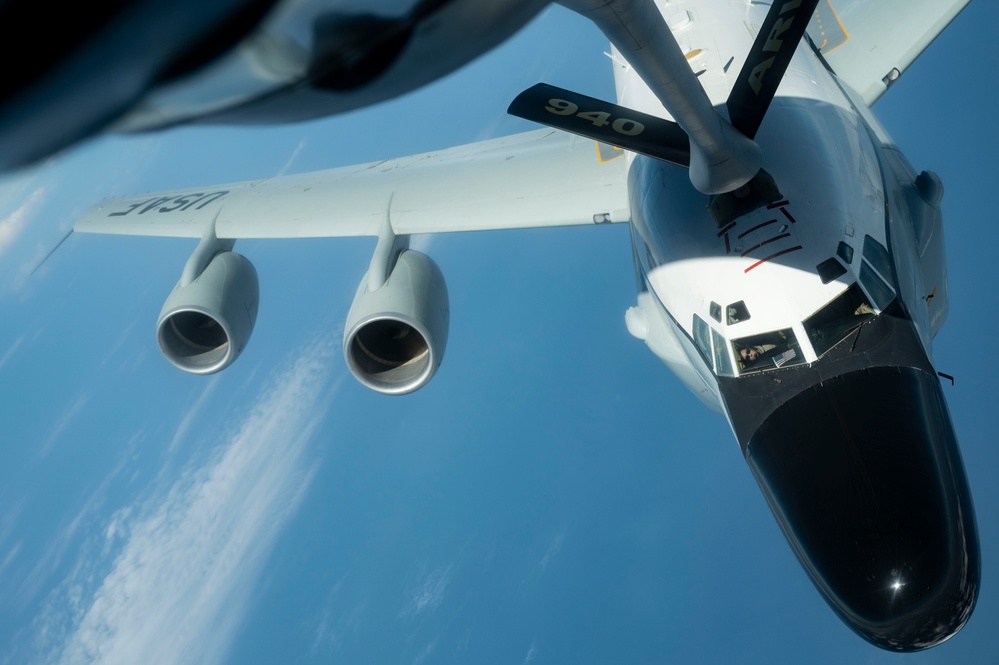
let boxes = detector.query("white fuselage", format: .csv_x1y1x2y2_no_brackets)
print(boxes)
617,0,946,420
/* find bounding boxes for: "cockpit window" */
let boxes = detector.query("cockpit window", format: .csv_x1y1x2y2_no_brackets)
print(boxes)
727,301,750,325
860,262,895,310
733,328,805,374
837,241,854,265
803,283,876,357
713,329,734,376
694,314,736,377
858,236,895,310
693,315,712,365
863,235,891,279
816,257,846,284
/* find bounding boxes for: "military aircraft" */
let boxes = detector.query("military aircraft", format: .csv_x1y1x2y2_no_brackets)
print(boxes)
73,0,978,652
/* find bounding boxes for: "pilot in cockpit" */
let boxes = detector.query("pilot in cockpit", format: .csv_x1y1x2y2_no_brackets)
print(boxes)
739,343,776,367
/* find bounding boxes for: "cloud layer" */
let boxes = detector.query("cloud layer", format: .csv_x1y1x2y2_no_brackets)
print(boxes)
37,339,337,665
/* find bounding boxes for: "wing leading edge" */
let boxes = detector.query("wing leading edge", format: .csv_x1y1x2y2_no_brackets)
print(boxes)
75,129,630,240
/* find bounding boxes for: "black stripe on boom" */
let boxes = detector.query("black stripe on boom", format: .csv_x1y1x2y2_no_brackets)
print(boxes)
727,0,821,139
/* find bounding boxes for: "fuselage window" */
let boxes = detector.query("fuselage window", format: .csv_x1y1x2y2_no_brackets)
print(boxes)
727,300,750,325
803,283,876,357
710,301,722,323
733,328,806,374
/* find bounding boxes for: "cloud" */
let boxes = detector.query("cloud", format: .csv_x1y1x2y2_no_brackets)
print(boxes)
14,434,142,611
0,499,24,549
36,337,338,665
37,393,90,459
94,317,143,375
309,574,367,657
538,530,565,575
0,132,164,296
275,139,308,177
399,564,455,619
411,636,438,665
165,376,221,455
0,499,25,581
0,540,22,579
0,334,24,371
0,185,47,260
523,639,536,664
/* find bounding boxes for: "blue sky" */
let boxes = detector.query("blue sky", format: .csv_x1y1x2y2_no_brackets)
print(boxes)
0,3,996,664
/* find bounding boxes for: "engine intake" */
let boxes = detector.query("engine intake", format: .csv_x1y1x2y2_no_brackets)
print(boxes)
345,249,449,394
157,250,259,374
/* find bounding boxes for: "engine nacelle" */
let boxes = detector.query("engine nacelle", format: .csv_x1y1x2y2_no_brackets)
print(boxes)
157,251,259,374
344,249,449,395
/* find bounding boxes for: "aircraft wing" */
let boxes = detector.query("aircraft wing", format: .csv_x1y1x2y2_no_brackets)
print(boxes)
807,0,970,105
75,129,629,240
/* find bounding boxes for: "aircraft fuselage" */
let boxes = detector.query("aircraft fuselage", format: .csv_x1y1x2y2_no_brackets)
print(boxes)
618,0,977,650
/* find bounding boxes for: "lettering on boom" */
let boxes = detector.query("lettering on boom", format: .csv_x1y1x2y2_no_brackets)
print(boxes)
108,190,230,217
748,0,806,95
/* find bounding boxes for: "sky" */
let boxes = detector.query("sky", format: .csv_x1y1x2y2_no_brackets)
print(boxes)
0,3,997,664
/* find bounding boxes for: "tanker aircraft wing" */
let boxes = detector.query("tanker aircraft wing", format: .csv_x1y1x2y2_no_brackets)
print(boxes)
75,129,629,241
807,0,970,104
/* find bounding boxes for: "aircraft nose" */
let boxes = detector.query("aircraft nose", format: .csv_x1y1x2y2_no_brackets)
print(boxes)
745,367,979,651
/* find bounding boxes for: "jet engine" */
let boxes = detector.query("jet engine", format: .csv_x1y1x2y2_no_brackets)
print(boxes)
157,250,259,374
344,249,449,395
